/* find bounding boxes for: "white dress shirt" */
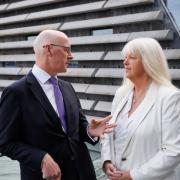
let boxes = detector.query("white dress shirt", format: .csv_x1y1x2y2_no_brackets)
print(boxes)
32,64,59,116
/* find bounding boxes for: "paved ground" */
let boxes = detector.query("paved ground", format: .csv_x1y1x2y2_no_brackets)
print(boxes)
0,144,101,180
0,156,20,180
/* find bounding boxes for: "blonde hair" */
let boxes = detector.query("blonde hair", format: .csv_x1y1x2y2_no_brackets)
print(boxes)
115,38,176,102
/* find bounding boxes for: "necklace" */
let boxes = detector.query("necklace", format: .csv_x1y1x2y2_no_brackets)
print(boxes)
129,80,151,117
132,90,146,105
132,81,151,105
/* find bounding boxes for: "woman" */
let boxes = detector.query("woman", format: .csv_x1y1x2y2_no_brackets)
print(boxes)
101,38,180,180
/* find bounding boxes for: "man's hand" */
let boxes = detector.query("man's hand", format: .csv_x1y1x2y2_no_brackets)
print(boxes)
88,115,116,138
109,170,132,180
41,153,61,180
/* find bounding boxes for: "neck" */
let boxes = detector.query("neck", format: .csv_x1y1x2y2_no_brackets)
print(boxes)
35,62,57,76
133,75,151,93
132,76,151,106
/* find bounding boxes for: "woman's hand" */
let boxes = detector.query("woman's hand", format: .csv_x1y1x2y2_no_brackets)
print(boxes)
103,161,116,178
109,170,132,180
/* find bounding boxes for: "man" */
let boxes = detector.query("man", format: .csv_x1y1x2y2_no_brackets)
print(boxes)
0,30,115,180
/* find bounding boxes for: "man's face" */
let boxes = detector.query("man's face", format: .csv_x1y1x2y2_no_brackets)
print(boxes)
47,38,73,74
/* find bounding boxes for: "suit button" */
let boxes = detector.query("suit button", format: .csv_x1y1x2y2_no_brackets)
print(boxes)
121,157,127,161
71,156,75,160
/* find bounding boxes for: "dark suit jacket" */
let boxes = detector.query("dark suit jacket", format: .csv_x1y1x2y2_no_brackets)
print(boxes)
0,71,97,180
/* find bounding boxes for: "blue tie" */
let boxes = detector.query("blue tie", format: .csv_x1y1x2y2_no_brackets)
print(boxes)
49,76,67,133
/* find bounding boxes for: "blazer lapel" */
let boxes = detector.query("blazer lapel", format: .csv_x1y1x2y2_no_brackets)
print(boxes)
107,89,132,163
121,82,158,156
110,90,132,124
26,71,63,129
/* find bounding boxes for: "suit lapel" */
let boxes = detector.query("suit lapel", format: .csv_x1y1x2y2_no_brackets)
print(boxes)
26,71,63,129
121,82,158,156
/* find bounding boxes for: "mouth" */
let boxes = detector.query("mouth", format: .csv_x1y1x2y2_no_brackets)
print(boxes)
124,68,130,71
65,62,70,68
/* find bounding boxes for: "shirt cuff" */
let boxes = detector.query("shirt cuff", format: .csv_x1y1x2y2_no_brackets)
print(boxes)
87,127,98,142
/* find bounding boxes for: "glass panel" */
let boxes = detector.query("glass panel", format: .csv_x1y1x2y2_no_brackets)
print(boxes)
167,0,180,29
3,62,16,67
92,28,113,36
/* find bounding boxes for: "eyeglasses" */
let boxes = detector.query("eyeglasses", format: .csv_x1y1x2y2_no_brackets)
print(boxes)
43,43,71,54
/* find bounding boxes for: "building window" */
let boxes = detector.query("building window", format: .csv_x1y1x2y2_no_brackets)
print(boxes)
92,28,113,36
3,62,16,67
167,0,180,29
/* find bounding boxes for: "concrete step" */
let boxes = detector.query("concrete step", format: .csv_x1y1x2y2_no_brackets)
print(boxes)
0,156,20,180
0,30,174,49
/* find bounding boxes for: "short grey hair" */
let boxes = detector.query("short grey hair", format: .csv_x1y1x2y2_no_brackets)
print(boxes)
33,30,53,56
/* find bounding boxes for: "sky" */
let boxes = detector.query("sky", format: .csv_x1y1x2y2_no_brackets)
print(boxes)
167,0,180,29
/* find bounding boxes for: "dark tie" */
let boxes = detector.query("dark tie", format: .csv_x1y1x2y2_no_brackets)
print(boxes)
49,76,67,133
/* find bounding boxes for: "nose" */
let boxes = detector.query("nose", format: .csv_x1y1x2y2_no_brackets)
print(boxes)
123,57,128,66
68,51,73,60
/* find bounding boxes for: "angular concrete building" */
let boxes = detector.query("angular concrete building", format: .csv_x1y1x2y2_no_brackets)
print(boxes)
0,0,180,179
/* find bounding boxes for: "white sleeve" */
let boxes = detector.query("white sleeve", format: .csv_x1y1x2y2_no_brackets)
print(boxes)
100,133,111,164
131,92,180,180
101,87,120,164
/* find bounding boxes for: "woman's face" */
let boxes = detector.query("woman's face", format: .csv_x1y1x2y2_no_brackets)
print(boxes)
123,51,147,82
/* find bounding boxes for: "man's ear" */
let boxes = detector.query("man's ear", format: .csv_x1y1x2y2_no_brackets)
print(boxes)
45,45,52,57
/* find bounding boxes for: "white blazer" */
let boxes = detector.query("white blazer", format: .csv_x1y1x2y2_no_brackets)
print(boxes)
101,82,180,180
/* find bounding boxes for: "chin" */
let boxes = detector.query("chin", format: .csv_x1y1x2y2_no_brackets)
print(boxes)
62,68,67,73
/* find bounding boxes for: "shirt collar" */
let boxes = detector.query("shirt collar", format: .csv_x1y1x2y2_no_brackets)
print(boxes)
32,64,51,84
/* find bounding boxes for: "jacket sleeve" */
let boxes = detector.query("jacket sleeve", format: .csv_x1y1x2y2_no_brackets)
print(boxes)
100,89,120,165
130,91,180,180
0,87,46,172
100,133,112,164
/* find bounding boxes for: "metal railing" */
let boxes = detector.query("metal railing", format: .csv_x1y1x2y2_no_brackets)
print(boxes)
160,0,180,37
